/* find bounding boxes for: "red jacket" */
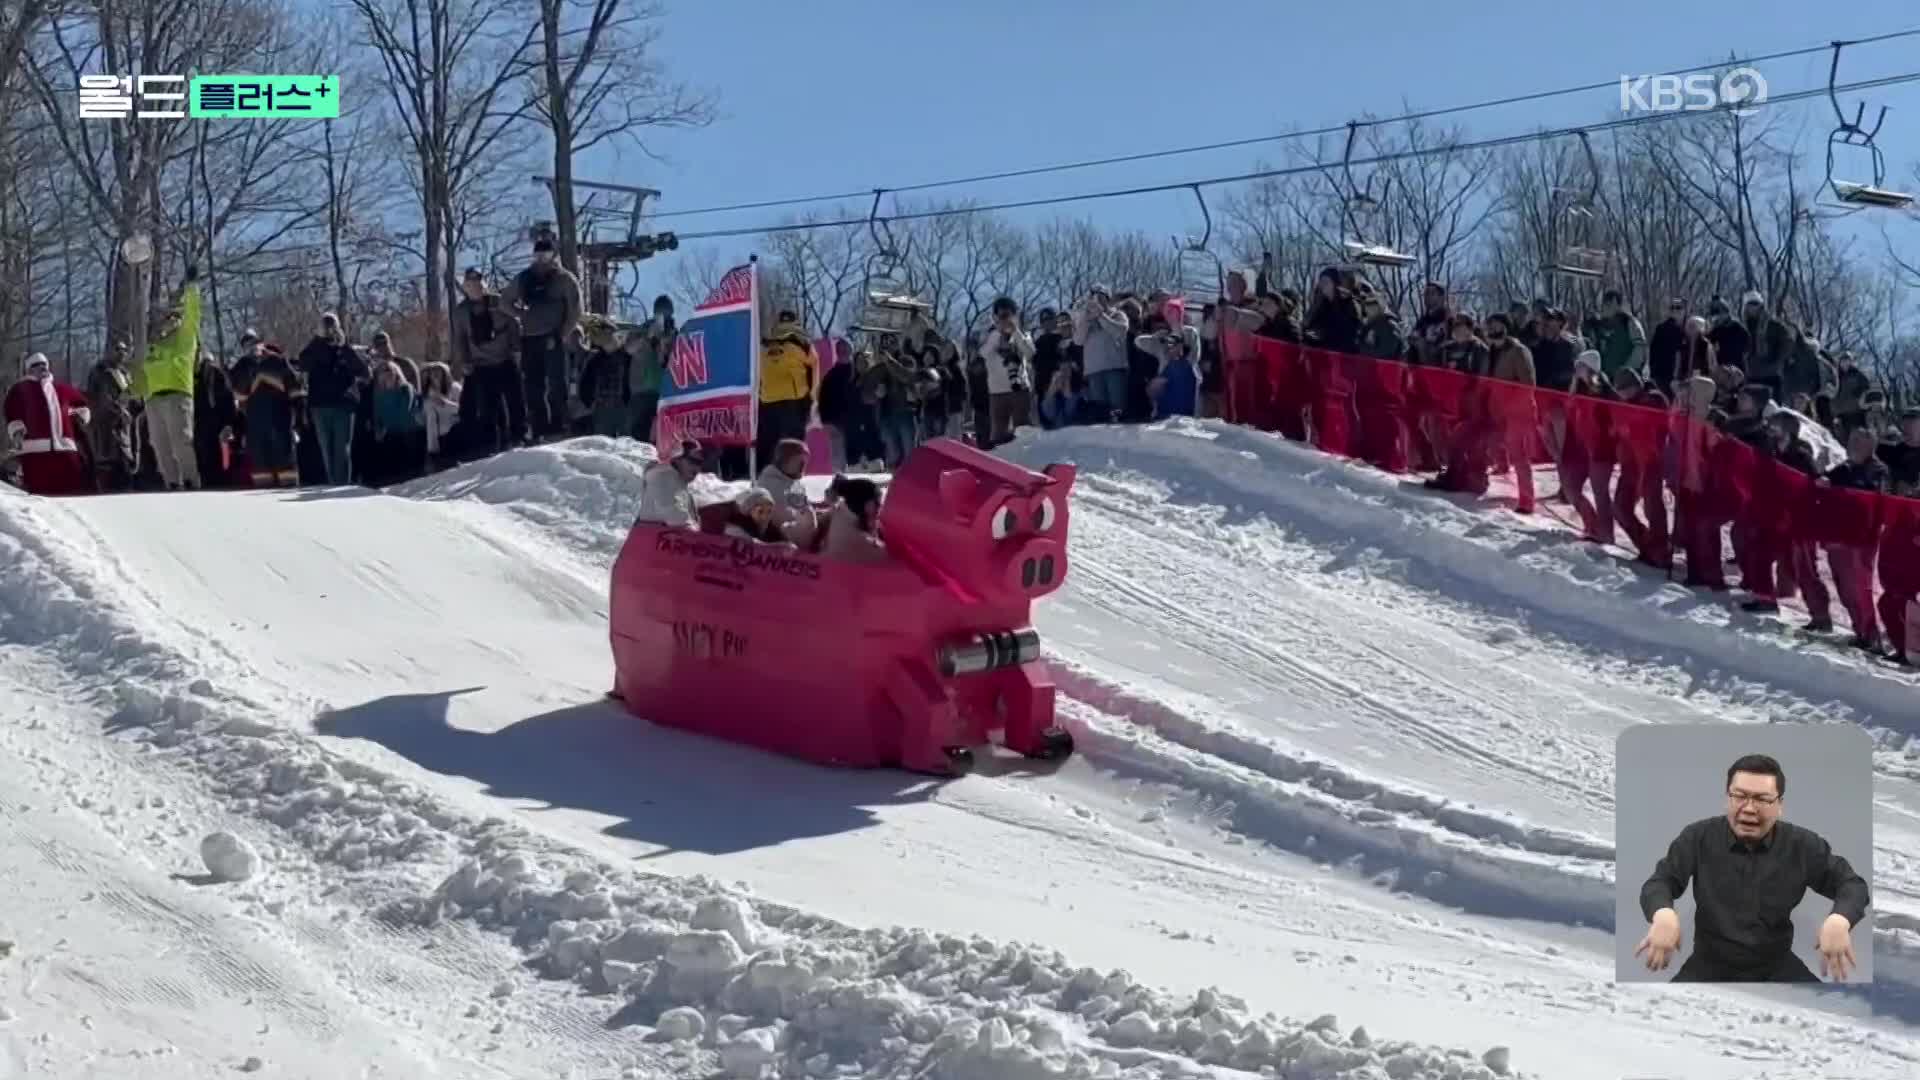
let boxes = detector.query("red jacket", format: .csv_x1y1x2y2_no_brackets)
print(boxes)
5,376,90,457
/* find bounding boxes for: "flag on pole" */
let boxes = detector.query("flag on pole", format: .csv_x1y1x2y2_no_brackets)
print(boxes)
656,262,759,450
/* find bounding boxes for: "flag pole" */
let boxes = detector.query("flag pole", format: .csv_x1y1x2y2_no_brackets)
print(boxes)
747,253,760,479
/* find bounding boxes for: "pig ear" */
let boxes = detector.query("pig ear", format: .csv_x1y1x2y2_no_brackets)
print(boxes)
1042,462,1077,492
937,469,980,518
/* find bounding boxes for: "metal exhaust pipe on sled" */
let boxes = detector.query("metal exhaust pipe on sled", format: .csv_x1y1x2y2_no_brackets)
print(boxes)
937,628,1041,677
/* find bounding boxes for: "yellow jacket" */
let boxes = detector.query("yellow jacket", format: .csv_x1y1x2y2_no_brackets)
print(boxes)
134,283,202,399
759,331,814,405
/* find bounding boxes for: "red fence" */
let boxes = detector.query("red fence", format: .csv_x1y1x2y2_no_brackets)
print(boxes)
1218,329,1920,654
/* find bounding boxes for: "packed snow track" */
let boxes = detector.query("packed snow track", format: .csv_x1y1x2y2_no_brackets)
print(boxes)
2,426,1918,1079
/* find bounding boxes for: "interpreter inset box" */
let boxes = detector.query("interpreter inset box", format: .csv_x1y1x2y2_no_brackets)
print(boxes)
1614,723,1873,984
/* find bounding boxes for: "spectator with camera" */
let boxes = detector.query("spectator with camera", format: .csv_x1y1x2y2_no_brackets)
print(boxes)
977,296,1035,448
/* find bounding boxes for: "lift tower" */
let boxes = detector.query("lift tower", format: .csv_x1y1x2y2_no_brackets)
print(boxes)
531,176,681,317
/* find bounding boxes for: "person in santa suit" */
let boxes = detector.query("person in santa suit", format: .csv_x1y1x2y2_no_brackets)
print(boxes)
5,352,94,496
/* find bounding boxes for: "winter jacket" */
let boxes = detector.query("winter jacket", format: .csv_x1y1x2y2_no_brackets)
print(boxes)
1880,441,1920,495
755,463,812,521
1074,306,1132,376
1486,339,1537,420
577,346,631,409
1833,367,1873,417
1708,319,1750,374
1409,308,1452,365
451,294,521,370
1531,331,1581,393
1256,313,1302,344
760,330,815,405
627,322,671,397
1589,312,1647,378
724,510,787,544
978,327,1036,396
1031,332,1066,397
300,336,369,410
85,361,137,469
821,502,888,565
506,264,583,340
817,362,857,429
1136,328,1201,418
1356,314,1407,363
423,387,460,456
634,461,696,527
232,349,302,405
134,283,202,401
1783,333,1833,402
1743,315,1793,383
1827,457,1890,493
1648,318,1686,393
194,361,238,439
1438,338,1490,376
1304,292,1363,353
857,352,918,413
373,384,420,436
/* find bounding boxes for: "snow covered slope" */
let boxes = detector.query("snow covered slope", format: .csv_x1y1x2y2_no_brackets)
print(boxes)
3,425,1919,1079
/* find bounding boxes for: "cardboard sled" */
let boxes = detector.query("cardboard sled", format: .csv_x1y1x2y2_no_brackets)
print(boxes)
607,438,1078,776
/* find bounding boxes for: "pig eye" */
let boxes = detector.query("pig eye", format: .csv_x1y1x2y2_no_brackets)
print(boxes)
1033,496,1056,532
990,505,1017,540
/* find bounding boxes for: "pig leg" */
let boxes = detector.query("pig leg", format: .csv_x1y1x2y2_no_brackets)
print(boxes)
992,662,1073,761
884,657,973,776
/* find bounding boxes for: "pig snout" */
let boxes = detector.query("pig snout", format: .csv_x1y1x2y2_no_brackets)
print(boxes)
1002,538,1066,596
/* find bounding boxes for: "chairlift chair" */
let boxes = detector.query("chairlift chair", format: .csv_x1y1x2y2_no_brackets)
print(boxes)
853,189,933,336
1540,130,1613,281
1172,184,1225,309
1339,121,1417,269
1822,42,1914,211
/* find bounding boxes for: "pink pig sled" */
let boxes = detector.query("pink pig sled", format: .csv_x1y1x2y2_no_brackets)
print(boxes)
607,437,1078,776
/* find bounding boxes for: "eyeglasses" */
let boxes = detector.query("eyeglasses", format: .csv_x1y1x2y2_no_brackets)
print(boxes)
1727,791,1779,808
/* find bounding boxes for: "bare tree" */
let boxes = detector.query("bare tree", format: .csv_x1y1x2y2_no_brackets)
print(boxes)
530,0,713,273
350,0,541,364
22,0,269,359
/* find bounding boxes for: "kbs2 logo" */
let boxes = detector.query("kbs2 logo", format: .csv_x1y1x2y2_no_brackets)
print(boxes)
668,332,708,390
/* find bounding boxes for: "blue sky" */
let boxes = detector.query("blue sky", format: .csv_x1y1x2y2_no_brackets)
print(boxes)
585,0,1920,297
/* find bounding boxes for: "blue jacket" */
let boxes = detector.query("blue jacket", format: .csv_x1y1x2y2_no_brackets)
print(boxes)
373,385,420,435
1156,357,1199,418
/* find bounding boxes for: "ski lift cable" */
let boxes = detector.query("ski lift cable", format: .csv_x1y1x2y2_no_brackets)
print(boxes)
673,69,1920,244
648,26,1920,223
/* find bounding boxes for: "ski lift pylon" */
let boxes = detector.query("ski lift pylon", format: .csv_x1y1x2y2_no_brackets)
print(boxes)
1540,130,1611,281
1339,121,1416,269
1172,184,1224,311
854,188,931,335
1822,42,1913,210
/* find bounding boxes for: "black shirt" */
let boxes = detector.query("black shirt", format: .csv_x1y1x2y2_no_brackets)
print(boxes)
1879,441,1920,495
1640,816,1870,978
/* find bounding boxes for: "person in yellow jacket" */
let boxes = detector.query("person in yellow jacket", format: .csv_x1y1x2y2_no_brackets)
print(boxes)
757,309,815,466
134,266,204,489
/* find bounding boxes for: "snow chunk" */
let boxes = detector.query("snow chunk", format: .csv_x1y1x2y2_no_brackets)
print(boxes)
690,895,766,952
654,1006,704,1042
665,929,747,975
1483,1046,1513,1075
719,1026,777,1078
198,831,260,883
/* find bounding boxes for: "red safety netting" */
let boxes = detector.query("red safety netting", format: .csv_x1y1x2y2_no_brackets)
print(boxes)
1219,328,1920,650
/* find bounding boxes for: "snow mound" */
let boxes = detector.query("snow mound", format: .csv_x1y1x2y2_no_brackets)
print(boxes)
394,436,859,561
999,420,1920,724
0,461,1533,1078
200,830,262,882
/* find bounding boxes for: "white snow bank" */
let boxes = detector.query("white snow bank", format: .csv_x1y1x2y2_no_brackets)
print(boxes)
393,436,855,564
1000,420,1920,731
0,475,1535,1077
